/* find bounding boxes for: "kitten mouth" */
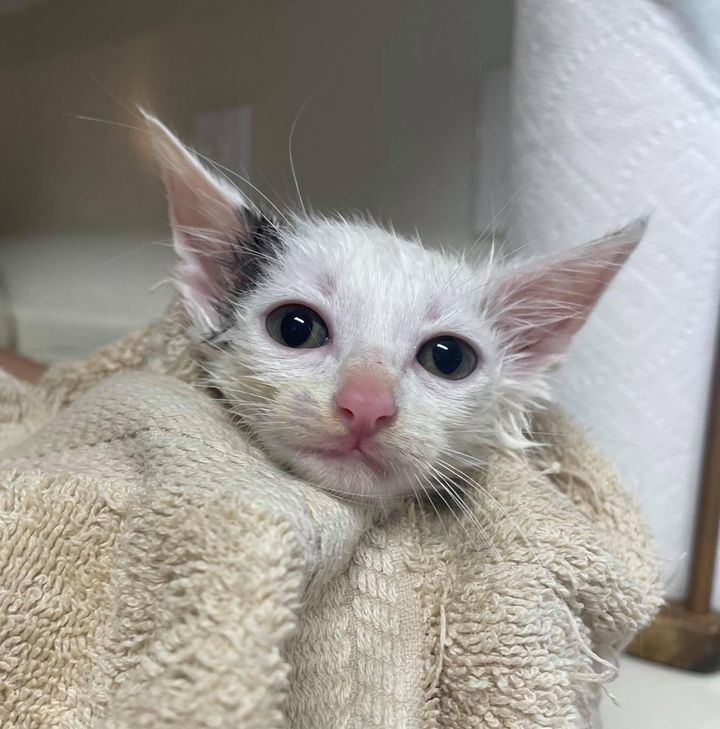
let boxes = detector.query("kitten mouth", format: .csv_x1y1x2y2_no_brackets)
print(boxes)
307,445,390,476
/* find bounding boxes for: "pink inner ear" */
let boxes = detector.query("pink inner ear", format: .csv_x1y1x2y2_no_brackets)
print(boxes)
497,271,601,361
145,113,249,326
490,222,644,370
165,170,246,302
179,260,227,304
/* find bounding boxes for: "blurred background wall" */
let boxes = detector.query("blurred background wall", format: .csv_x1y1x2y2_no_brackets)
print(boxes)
0,0,512,359
0,0,513,238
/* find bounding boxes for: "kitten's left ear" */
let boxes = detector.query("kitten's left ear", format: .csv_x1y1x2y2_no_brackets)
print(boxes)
488,218,648,370
144,112,271,332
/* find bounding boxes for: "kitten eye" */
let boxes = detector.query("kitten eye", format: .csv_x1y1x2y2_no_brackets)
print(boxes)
266,304,330,349
416,336,477,380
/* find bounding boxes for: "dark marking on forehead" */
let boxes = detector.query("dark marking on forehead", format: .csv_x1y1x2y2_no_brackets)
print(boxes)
237,209,285,292
207,208,285,342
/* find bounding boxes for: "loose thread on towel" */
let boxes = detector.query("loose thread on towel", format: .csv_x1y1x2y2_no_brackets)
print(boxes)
562,600,619,685
601,684,620,708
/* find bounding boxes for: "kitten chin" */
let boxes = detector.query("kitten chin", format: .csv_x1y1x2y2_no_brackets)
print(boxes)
250,421,425,502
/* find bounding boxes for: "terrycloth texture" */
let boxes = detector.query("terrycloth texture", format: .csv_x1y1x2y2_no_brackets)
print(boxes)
0,305,662,728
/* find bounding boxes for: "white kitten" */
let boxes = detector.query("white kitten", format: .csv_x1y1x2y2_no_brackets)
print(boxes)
145,114,646,502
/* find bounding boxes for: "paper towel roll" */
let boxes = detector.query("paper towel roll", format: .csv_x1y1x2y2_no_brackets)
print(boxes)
511,0,720,607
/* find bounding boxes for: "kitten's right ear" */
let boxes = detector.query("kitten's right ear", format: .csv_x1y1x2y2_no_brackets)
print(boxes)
143,112,257,332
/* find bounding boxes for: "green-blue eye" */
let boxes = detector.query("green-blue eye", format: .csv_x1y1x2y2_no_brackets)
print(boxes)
416,336,477,380
266,304,330,349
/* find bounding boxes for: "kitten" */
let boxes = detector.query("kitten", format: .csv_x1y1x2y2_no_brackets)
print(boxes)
145,114,646,502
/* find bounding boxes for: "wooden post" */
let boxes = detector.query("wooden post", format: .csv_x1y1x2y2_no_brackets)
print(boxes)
687,309,720,615
628,303,720,672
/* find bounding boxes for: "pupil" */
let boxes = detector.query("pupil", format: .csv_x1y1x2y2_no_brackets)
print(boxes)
281,310,313,347
433,339,462,374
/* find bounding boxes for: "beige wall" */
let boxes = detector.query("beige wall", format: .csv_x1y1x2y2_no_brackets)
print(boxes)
0,0,512,245
0,0,512,358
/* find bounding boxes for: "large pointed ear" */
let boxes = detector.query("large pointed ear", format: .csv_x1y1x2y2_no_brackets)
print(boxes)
488,218,648,370
144,112,278,334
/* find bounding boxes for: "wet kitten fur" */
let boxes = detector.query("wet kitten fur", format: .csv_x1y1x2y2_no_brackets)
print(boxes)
146,114,646,502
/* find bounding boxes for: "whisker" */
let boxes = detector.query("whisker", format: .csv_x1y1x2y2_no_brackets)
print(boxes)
426,463,501,559
414,473,452,542
434,456,539,562
288,94,315,217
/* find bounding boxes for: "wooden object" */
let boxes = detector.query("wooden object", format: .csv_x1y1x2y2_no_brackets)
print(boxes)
628,304,720,672
627,602,720,673
0,350,47,383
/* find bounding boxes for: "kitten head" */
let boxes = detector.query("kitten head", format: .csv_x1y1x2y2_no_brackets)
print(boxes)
146,114,646,502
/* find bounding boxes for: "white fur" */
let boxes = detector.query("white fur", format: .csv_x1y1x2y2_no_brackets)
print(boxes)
208,217,509,500
146,114,646,503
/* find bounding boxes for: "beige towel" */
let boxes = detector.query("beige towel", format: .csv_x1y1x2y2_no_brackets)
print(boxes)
0,304,662,728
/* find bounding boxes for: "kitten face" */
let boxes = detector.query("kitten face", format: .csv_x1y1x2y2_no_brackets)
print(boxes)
208,217,509,499
144,113,646,502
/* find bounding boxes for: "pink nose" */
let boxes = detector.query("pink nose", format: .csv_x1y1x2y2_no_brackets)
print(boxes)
335,371,396,439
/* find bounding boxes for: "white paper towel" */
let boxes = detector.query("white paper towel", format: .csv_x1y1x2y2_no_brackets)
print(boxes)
511,0,720,608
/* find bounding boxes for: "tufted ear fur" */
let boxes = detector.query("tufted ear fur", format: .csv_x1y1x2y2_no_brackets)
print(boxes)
488,218,648,370
144,112,278,334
